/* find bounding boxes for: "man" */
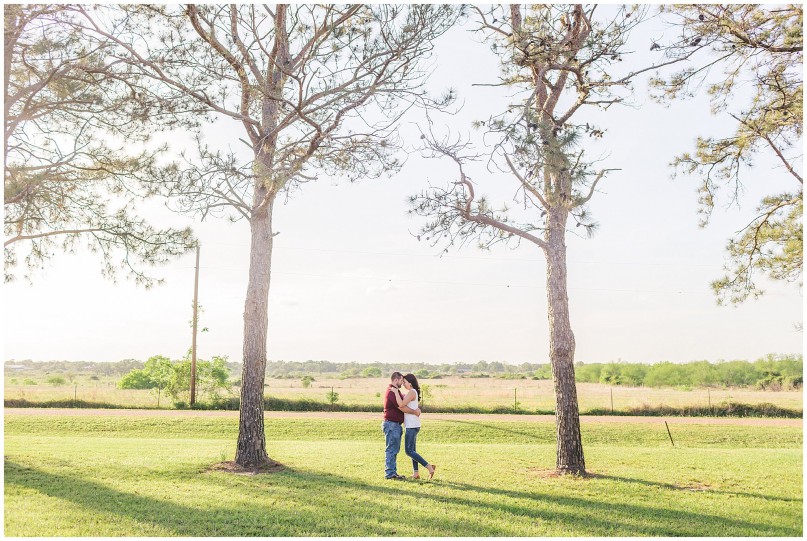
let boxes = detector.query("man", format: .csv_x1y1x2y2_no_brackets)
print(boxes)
382,371,421,480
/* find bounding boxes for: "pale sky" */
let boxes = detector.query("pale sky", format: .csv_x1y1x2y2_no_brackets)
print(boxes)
3,7,803,366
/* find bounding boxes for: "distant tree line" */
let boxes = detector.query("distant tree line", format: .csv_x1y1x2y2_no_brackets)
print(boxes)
4,359,144,377
262,360,545,379
6,354,802,390
561,354,803,390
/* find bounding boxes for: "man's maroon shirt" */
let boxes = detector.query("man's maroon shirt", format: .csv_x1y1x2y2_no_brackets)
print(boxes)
383,385,404,423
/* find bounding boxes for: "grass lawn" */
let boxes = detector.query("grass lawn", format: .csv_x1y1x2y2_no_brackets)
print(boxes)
4,413,803,536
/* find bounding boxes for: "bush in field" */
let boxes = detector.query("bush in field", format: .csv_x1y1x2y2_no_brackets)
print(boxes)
118,353,231,405
598,363,622,385
339,368,360,379
47,376,66,386
23,378,36,385
619,364,647,386
573,363,600,382
644,362,688,387
169,353,231,404
301,375,315,388
326,390,339,405
117,368,154,390
361,367,382,378
419,384,432,405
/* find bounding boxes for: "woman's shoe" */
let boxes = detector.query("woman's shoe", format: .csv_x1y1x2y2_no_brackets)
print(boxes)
412,472,421,480
427,464,436,479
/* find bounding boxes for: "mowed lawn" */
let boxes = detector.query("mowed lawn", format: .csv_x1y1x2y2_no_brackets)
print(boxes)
4,412,803,536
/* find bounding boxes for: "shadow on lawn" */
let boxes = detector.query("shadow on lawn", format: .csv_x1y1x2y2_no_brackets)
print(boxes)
442,419,553,441
434,479,800,537
4,459,799,536
591,474,802,504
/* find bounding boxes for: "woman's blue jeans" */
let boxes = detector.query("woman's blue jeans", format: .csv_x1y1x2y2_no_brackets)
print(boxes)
404,427,429,472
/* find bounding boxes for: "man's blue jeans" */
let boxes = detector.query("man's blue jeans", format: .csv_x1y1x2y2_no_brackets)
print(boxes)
382,420,402,478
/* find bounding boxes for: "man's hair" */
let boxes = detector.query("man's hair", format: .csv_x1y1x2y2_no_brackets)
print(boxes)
390,371,403,380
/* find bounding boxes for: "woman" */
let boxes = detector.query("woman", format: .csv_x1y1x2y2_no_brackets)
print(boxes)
394,373,436,480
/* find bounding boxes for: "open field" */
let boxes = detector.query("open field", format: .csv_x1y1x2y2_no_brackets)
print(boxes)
5,408,802,426
5,375,803,412
4,410,803,536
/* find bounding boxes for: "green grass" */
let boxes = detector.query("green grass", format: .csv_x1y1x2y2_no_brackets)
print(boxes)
4,414,803,536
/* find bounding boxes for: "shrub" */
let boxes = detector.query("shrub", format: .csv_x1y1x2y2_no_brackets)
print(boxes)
23,378,36,385
117,353,232,404
326,390,339,405
117,369,154,390
46,376,66,386
361,366,382,378
301,375,315,388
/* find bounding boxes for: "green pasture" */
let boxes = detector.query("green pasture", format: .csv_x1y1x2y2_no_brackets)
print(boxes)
4,414,803,536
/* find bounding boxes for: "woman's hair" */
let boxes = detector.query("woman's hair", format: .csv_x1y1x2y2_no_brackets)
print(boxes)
403,373,421,399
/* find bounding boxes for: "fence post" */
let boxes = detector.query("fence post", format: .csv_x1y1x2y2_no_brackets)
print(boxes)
664,421,675,447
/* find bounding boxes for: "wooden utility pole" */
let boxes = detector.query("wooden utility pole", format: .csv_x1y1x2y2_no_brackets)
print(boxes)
190,244,200,406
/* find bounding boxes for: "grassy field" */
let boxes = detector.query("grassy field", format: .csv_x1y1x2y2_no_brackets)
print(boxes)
4,412,802,536
4,375,803,412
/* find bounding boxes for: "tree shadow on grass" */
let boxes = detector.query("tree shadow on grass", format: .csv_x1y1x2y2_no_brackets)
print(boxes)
591,473,802,504
442,419,554,441
436,479,801,536
4,460,502,536
6,459,799,536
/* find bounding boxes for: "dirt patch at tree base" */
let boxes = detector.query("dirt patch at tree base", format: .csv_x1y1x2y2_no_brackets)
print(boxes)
206,460,285,475
527,467,598,479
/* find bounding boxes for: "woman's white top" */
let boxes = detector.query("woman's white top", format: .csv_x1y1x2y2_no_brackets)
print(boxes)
404,390,421,429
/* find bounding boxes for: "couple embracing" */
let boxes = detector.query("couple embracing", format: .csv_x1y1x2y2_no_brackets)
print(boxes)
381,371,436,481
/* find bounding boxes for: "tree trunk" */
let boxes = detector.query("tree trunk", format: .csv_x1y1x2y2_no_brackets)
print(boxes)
545,209,586,475
235,190,275,468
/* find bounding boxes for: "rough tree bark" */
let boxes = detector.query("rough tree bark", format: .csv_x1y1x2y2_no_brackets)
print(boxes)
546,209,584,474
237,193,274,466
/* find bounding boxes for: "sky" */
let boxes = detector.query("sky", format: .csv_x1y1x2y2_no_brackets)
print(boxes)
3,6,803,366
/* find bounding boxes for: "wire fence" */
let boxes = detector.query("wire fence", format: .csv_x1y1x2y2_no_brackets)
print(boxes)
5,378,802,412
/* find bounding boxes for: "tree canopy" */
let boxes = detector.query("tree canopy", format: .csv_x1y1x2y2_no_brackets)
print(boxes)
651,5,803,304
4,5,194,286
